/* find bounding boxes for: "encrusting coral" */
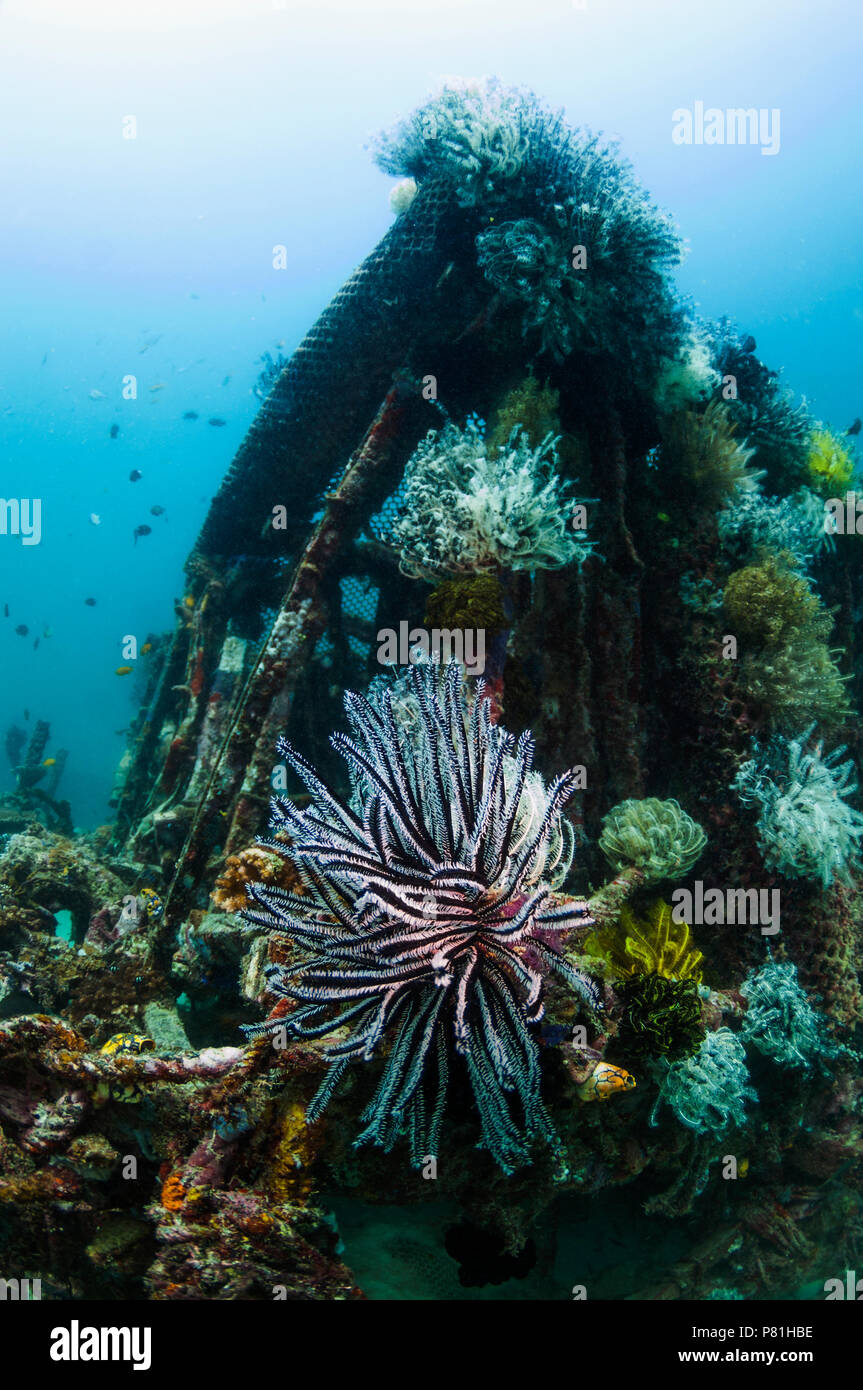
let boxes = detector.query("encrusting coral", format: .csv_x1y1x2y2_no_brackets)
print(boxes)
424,575,507,637
2,77,862,1304
373,78,685,376
212,845,303,914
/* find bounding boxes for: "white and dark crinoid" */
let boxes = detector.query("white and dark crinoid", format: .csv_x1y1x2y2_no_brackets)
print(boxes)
243,661,597,1172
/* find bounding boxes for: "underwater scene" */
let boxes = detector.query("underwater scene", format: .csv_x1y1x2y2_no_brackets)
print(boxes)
2,0,863,1330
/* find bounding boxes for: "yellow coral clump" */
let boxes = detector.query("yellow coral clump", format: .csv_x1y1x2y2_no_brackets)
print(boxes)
585,897,703,982
806,426,856,496
266,1097,317,1203
723,552,850,728
212,846,303,913
723,552,829,649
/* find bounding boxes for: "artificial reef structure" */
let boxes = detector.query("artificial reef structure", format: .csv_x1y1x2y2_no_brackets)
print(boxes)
1,81,862,1301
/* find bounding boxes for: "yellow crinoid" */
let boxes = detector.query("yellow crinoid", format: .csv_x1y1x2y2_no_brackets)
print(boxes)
584,897,703,983
806,426,855,496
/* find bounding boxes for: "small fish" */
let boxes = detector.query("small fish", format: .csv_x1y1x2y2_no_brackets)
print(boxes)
115,665,133,676
100,1033,154,1056
140,887,164,920
33,638,39,650
14,624,28,637
41,352,48,366
43,626,53,639
208,417,226,427
740,334,757,354
141,641,153,654
656,511,670,524
89,513,101,526
3,604,8,618
89,388,106,400
276,340,285,348
221,375,231,386
24,709,29,721
847,418,861,436
149,382,166,393
576,1063,636,1103
182,410,199,420
133,524,152,544
109,423,120,439
42,757,56,767
129,469,143,482
150,505,166,517
184,595,195,609
84,597,97,606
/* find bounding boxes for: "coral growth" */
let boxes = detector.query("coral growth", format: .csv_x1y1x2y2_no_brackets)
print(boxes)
212,846,303,914
733,730,863,887
486,376,562,454
586,898,703,982
651,1028,757,1136
806,425,856,496
660,400,760,507
740,961,847,1071
379,418,593,580
617,974,705,1062
598,797,707,884
375,79,683,373
424,575,507,636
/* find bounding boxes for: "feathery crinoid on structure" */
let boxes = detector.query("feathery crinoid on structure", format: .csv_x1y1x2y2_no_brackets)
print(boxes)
243,661,597,1173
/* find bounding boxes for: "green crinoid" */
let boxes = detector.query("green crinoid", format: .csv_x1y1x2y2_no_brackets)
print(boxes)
618,974,705,1063
599,797,707,883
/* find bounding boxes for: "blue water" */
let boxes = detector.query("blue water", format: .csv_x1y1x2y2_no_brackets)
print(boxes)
1,0,861,824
